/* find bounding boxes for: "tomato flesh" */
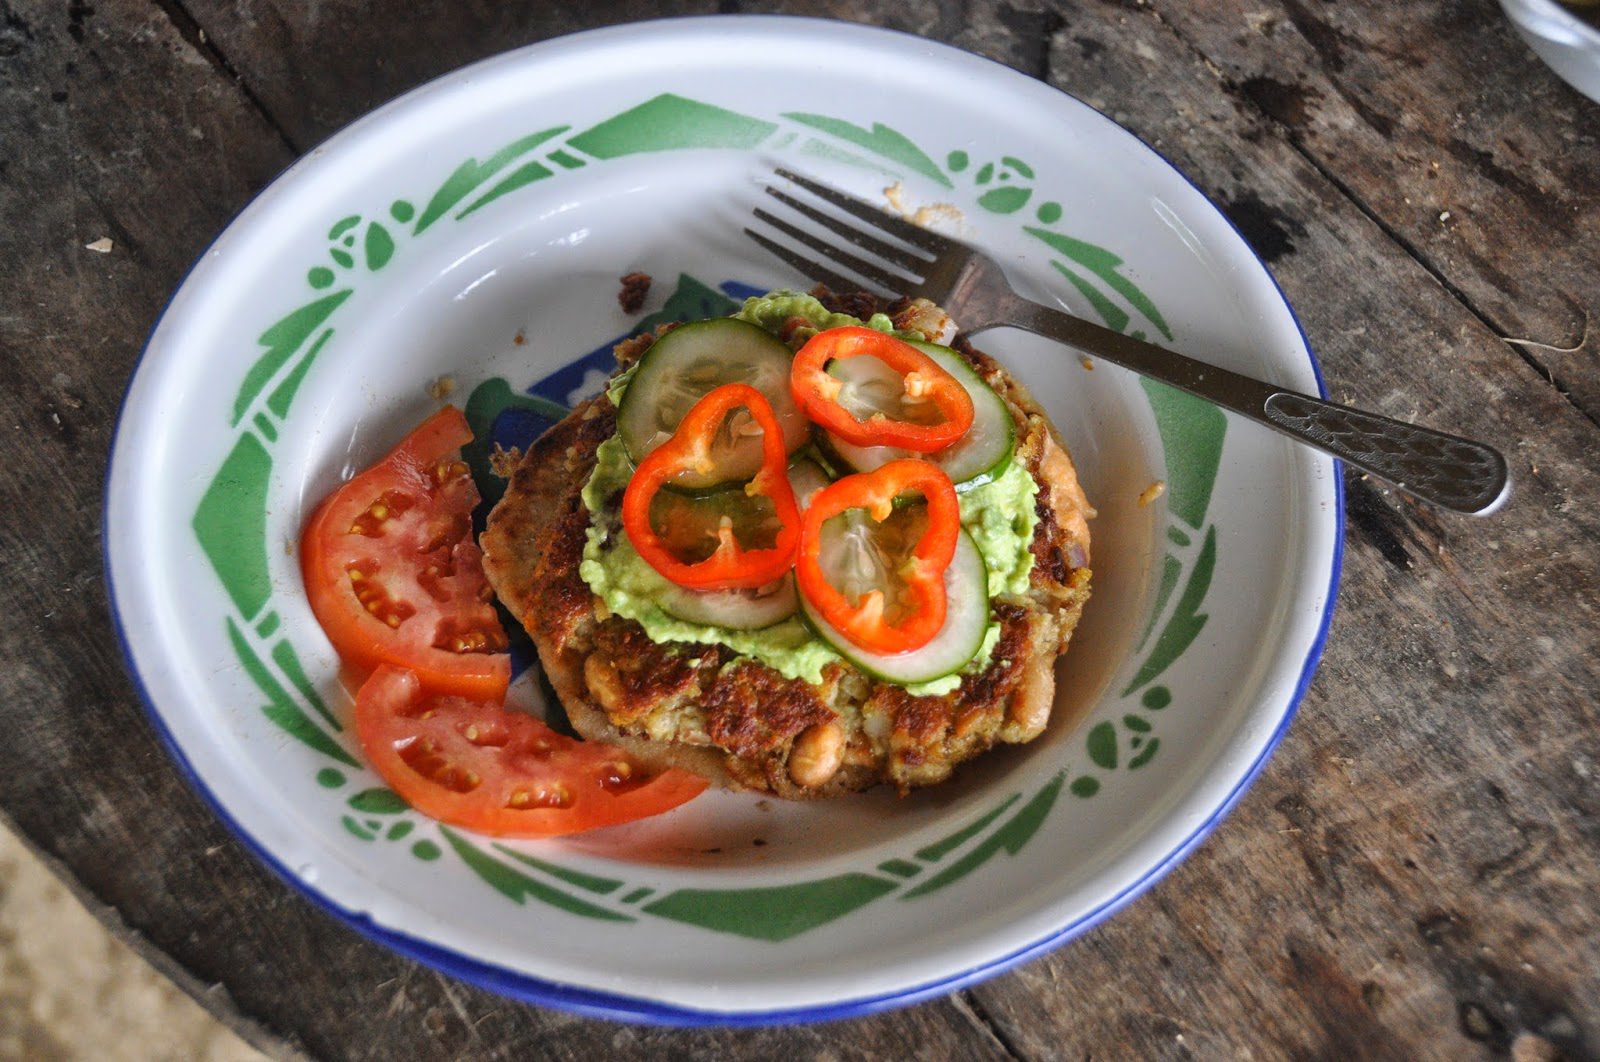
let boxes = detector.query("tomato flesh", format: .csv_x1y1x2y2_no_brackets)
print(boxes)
355,666,708,837
302,407,510,700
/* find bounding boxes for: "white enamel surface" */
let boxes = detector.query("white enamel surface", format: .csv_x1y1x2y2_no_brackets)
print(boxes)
106,18,1339,1018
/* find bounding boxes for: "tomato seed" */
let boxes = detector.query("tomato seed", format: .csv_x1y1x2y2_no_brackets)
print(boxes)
348,489,415,537
598,761,634,790
398,741,479,793
347,562,416,629
429,459,471,488
434,621,508,655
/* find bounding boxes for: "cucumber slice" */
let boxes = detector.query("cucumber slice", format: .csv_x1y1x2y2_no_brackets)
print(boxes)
648,458,822,632
617,318,808,489
800,528,990,686
823,340,1015,491
658,574,798,630
786,456,832,510
645,484,783,563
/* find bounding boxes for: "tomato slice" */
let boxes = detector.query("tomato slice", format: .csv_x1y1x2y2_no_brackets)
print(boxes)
355,666,708,837
302,407,510,700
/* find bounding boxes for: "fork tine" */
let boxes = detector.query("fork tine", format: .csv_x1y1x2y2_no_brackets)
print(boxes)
751,208,918,295
743,228,893,299
763,187,933,272
773,167,952,255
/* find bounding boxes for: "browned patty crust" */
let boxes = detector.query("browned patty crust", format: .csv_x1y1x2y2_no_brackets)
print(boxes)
482,293,1093,797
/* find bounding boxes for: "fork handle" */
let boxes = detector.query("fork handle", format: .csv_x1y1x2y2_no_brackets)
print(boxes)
997,295,1510,515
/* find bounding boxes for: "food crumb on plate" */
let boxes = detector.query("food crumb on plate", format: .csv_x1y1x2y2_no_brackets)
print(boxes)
513,330,526,346
618,271,651,314
1080,356,1095,371
489,443,523,478
1138,480,1167,507
426,375,457,400
883,181,964,230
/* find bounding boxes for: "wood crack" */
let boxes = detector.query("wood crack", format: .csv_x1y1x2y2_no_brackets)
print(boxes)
952,989,1031,1060
147,0,303,156
1138,0,1600,435
994,3,1064,81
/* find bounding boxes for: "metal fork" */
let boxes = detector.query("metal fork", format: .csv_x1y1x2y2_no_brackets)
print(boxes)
746,168,1510,516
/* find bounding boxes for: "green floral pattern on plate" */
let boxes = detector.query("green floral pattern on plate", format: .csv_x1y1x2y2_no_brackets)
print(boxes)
189,93,1224,940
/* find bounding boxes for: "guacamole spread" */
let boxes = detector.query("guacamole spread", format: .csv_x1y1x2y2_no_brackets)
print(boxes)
578,293,1039,695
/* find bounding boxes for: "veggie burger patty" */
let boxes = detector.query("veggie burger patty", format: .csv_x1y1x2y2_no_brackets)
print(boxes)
481,290,1094,798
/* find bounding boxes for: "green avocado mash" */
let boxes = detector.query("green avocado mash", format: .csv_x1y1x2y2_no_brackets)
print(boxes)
579,434,842,683
578,294,1039,695
734,290,917,341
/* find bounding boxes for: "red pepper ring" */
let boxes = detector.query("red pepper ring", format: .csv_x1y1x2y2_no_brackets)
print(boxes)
796,459,961,655
790,326,975,452
621,383,802,591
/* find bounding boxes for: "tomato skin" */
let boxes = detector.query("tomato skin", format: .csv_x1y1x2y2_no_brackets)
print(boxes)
354,667,708,837
795,459,960,655
790,327,974,451
302,407,510,701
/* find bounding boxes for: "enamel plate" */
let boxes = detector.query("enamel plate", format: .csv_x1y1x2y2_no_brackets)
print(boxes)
106,17,1341,1024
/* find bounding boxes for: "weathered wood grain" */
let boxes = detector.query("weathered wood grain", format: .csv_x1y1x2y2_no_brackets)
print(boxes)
165,0,725,151
1147,0,1600,427
0,1,305,1054
174,0,996,152
2,0,1598,1057
943,3,1600,1058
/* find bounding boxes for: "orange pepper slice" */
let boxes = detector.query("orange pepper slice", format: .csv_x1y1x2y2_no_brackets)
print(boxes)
621,384,801,591
790,327,975,452
795,459,960,654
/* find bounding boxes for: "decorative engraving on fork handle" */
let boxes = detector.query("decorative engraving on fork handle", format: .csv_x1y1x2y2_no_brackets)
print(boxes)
1263,393,1510,514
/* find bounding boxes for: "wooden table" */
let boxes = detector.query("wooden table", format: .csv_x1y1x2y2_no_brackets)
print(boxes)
3,0,1597,1056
